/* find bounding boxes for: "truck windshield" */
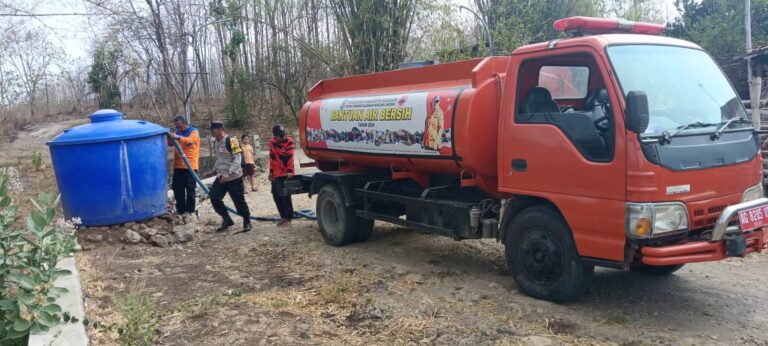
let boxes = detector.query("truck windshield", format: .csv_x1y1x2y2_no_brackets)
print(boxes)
607,45,750,137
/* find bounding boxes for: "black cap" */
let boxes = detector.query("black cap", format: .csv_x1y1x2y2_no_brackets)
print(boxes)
209,120,224,130
272,124,285,137
173,115,187,124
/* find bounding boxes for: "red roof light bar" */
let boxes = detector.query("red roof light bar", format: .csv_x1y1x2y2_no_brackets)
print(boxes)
553,16,665,35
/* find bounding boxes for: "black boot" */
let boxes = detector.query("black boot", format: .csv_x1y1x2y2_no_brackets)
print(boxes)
242,220,252,233
216,217,235,233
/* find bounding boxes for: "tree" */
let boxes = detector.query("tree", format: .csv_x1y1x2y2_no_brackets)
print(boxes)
474,0,603,54
668,0,768,56
331,0,419,73
212,0,253,126
608,0,664,23
87,44,123,109
5,30,59,118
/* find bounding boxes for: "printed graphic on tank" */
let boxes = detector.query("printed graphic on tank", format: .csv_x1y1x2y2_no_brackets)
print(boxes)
305,90,460,156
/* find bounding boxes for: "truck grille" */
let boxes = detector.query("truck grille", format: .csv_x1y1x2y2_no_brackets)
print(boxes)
692,204,727,229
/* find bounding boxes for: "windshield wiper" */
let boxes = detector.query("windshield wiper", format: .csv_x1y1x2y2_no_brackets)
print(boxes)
655,121,718,144
711,116,752,140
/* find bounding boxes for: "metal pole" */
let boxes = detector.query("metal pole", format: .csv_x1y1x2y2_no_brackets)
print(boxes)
746,0,759,127
747,0,752,88
459,5,494,56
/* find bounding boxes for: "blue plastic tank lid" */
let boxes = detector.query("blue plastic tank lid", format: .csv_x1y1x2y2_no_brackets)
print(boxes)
47,109,169,146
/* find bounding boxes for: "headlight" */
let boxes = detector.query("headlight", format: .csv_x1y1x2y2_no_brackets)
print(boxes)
626,202,688,238
741,184,764,203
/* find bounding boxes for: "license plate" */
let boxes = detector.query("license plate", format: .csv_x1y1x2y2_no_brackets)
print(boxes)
738,205,768,231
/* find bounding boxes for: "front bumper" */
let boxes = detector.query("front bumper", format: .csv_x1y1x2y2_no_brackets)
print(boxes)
639,198,768,266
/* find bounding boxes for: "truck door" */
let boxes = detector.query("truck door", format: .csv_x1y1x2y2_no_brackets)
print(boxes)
498,49,627,261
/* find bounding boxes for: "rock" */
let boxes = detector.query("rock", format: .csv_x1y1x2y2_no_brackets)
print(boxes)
434,334,452,345
155,326,165,335
521,336,554,346
123,230,142,244
152,235,169,248
173,223,196,234
205,265,212,271
497,326,516,336
182,214,198,225
85,234,103,243
299,332,310,340
173,228,195,243
139,228,158,239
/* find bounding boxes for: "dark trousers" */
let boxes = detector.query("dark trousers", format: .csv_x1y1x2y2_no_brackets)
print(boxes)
210,176,251,222
172,169,197,214
271,177,294,220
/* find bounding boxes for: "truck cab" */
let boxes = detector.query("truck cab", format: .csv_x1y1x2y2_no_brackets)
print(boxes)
497,18,766,300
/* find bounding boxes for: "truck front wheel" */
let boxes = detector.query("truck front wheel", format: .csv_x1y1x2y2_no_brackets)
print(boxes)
505,206,593,303
317,184,372,246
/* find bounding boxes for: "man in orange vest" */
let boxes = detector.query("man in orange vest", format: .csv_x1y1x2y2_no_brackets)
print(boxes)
167,115,200,215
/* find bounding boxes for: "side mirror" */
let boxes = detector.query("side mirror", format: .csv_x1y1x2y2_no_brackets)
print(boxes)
625,91,649,134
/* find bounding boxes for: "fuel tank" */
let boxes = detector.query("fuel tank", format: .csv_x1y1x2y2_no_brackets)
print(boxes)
299,57,509,195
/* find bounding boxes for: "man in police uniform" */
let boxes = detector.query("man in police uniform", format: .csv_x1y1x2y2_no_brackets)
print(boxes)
202,121,252,233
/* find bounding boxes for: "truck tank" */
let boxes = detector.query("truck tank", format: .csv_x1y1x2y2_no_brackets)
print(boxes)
299,57,509,196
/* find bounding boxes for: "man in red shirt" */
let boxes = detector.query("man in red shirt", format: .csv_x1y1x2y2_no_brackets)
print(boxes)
269,124,295,227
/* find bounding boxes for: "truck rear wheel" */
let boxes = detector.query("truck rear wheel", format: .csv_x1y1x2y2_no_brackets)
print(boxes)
317,184,372,246
631,263,684,275
505,206,593,303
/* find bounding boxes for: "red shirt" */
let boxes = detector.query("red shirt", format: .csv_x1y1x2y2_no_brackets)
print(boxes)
269,137,295,178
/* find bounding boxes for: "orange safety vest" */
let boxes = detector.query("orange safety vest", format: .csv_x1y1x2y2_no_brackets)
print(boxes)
168,126,200,170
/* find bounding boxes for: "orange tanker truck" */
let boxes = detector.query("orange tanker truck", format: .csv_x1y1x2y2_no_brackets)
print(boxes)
292,17,768,302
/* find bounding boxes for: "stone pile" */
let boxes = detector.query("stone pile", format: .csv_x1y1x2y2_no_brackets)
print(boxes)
121,214,199,247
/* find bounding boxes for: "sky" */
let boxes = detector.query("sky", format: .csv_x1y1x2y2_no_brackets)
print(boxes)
3,0,679,65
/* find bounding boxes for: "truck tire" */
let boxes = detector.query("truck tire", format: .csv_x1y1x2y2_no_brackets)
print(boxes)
355,218,375,242
630,264,684,275
316,184,358,246
505,206,593,303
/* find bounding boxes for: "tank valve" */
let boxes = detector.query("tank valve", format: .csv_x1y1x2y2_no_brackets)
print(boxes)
469,207,481,231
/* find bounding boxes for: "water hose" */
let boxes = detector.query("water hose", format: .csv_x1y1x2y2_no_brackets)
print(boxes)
169,134,316,221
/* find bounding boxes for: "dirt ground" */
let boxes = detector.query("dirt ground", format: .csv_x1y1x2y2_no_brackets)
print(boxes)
3,119,768,346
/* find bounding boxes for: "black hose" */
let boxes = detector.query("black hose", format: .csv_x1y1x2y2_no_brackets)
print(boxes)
169,134,316,221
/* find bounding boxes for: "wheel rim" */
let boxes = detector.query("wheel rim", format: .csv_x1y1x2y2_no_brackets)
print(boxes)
518,227,565,285
321,198,340,238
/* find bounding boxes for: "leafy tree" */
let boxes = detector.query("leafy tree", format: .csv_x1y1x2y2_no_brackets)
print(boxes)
608,0,664,22
473,0,603,54
87,44,122,109
668,0,768,56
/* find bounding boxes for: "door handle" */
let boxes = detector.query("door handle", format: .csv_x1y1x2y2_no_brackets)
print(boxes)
512,159,527,172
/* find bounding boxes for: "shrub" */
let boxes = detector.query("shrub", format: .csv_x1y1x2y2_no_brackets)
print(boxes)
113,289,157,346
31,152,42,172
0,169,79,342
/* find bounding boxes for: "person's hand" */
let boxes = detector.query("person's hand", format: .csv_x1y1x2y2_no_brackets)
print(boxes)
201,171,215,179
220,173,231,183
286,173,293,179
268,173,273,182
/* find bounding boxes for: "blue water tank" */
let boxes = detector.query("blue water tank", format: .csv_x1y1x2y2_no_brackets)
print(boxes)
47,109,169,227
